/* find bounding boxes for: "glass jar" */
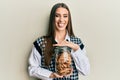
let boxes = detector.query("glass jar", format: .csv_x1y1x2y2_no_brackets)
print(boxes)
54,46,72,76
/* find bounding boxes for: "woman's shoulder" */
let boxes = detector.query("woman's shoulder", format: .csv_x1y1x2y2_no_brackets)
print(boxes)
70,36,84,49
33,36,46,44
70,36,82,41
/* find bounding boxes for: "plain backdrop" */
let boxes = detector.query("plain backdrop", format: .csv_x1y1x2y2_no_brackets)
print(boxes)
0,0,120,80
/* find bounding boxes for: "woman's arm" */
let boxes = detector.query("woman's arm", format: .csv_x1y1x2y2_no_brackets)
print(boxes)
71,47,90,75
28,46,53,80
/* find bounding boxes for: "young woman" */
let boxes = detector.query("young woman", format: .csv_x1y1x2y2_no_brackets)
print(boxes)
28,3,90,80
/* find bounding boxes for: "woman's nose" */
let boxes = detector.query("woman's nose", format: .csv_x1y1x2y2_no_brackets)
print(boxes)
59,17,64,22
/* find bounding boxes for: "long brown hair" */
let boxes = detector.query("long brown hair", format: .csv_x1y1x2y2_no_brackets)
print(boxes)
44,3,75,66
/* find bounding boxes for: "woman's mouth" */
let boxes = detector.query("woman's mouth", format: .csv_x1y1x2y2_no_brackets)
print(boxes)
58,23,65,27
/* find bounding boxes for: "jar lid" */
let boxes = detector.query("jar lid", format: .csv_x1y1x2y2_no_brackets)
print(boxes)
54,46,71,54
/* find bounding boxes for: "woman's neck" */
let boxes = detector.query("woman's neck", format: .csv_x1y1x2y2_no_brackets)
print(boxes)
55,30,67,43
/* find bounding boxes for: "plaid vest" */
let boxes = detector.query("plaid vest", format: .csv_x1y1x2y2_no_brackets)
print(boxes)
34,36,84,80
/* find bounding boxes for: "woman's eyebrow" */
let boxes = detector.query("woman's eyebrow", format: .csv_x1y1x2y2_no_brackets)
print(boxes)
55,13,68,15
55,13,60,15
63,14,68,15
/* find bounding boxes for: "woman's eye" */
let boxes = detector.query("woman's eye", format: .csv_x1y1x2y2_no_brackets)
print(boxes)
55,14,59,17
64,15,68,18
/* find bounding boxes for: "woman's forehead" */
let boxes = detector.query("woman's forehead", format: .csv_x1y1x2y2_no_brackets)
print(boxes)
55,7,68,14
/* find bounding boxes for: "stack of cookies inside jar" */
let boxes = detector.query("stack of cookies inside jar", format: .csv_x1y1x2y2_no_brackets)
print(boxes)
54,46,72,76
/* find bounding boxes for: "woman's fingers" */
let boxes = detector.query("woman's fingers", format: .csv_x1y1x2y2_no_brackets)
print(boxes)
53,73,63,78
50,72,63,78
53,40,69,46
53,40,79,51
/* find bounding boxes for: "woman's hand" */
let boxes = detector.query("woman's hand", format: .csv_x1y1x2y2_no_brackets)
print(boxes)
49,72,63,78
53,40,79,51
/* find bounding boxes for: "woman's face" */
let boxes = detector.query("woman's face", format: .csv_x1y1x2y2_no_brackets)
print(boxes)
55,7,69,32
